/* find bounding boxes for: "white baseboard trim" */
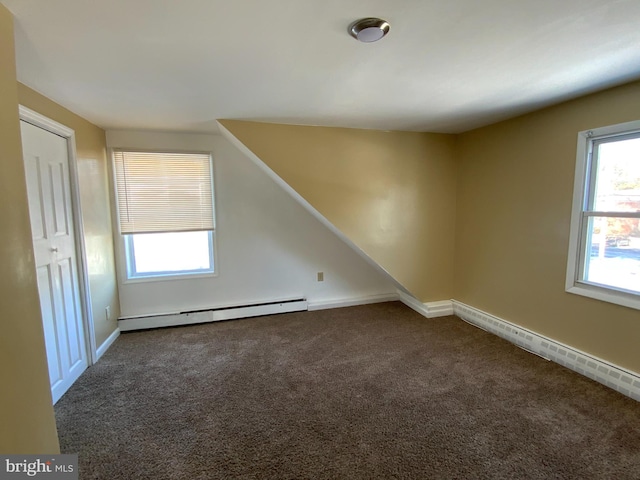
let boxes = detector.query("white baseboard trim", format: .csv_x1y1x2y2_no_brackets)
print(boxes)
118,299,308,332
95,328,120,361
424,300,455,317
397,291,454,318
308,293,399,311
452,300,640,402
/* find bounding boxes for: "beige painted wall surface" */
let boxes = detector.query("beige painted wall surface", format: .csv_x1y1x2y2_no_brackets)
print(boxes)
18,84,120,346
455,80,640,373
220,121,457,302
0,5,59,453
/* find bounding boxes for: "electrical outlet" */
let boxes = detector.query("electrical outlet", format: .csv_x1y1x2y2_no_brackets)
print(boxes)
317,272,324,282
105,306,111,321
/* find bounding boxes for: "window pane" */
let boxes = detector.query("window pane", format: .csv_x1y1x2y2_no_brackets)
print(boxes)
583,216,640,294
593,136,640,212
130,231,212,275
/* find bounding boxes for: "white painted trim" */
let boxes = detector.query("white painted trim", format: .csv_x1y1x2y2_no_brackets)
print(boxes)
19,106,74,137
424,300,455,317
565,129,589,292
95,328,120,361
118,300,308,331
452,300,640,402
398,290,429,316
397,290,453,318
19,106,98,364
308,293,399,311
217,121,413,299
566,282,640,311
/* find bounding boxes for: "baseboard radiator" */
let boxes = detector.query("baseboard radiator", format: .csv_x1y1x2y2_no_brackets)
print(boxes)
118,298,308,332
452,300,640,402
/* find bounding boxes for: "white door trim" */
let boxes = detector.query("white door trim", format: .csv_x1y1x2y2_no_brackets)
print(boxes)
19,105,97,365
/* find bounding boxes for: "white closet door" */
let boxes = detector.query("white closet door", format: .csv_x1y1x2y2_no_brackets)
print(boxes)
21,120,88,404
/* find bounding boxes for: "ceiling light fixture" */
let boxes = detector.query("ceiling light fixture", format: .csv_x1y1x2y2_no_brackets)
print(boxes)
349,18,390,43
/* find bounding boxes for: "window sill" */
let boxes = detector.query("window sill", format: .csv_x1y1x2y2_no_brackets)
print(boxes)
123,270,218,285
566,282,640,311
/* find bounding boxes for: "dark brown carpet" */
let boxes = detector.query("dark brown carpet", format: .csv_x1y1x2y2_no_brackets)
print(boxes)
55,302,640,479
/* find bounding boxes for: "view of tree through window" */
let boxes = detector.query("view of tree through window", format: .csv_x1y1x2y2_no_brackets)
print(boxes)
583,135,640,294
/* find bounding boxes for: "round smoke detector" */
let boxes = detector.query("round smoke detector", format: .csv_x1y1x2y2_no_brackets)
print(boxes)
349,18,390,43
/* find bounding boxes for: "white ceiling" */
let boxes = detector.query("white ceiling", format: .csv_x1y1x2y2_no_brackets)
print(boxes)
4,0,640,133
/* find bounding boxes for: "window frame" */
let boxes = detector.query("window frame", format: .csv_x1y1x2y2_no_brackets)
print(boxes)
110,148,218,283
566,119,640,311
124,230,216,281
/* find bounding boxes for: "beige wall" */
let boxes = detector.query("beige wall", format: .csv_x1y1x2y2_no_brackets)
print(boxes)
455,80,640,373
220,121,458,302
18,84,120,346
0,4,59,453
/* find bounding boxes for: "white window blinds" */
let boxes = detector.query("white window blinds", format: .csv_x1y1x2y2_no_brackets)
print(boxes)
113,150,214,234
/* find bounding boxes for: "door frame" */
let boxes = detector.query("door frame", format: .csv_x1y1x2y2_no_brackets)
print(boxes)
19,105,97,365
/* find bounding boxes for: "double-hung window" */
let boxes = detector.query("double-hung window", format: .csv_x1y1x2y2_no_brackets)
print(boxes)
113,150,216,280
566,120,640,310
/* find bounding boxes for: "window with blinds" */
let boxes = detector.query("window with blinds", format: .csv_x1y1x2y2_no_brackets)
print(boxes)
112,150,216,279
113,150,215,234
